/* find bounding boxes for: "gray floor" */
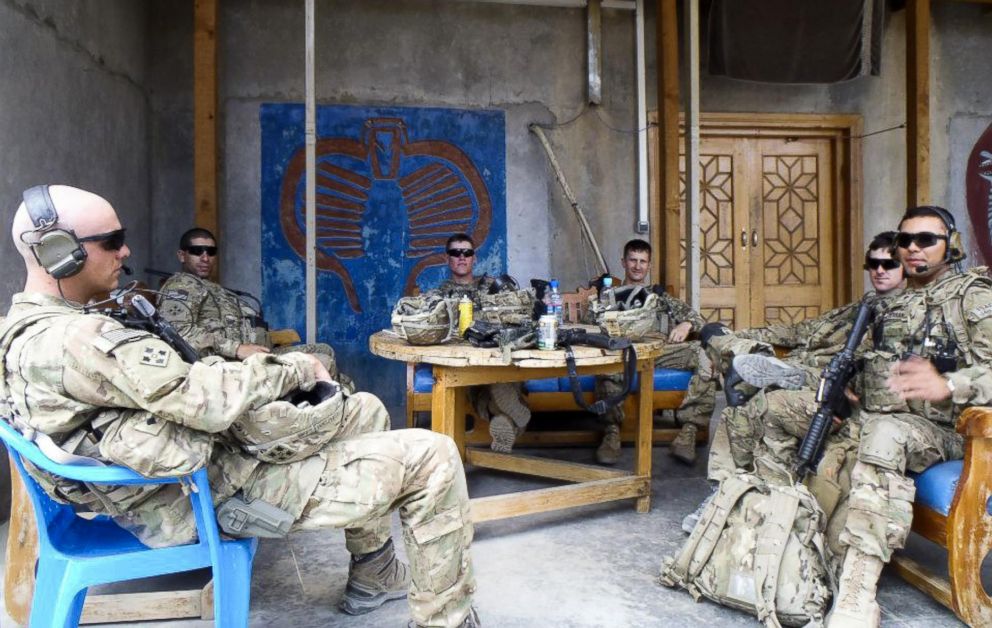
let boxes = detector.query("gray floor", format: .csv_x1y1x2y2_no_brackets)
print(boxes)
0,413,968,627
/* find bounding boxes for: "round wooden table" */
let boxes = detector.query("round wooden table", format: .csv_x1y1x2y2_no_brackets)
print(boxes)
370,330,667,522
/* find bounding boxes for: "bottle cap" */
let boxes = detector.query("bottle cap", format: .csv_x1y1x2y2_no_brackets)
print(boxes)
550,279,559,289
603,277,612,287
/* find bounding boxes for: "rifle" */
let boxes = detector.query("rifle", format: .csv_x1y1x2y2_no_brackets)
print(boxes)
102,293,200,364
558,328,636,416
794,298,874,476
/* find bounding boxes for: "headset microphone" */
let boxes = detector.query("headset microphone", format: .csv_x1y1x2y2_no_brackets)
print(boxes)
121,265,133,276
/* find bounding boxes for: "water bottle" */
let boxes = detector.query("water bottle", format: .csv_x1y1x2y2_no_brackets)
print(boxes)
601,276,617,309
549,279,564,324
458,294,473,336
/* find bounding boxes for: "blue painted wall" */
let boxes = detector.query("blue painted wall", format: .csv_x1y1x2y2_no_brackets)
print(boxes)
260,104,506,418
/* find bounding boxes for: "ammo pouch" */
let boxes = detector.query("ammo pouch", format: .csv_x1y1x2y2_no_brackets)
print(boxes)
596,291,660,341
216,493,294,538
228,381,344,464
475,288,536,326
660,473,833,627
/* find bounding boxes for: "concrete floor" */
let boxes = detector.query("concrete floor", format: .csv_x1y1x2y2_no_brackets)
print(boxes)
0,414,968,628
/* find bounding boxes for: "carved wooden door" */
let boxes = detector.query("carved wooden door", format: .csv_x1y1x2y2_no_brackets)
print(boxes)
678,136,836,328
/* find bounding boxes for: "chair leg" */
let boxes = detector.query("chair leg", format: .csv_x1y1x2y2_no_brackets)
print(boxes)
947,437,992,626
212,542,256,628
30,558,87,628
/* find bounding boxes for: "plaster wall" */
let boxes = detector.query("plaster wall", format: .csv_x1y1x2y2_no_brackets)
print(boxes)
0,0,151,310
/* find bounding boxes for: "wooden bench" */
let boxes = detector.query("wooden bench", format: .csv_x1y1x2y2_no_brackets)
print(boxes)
889,406,992,626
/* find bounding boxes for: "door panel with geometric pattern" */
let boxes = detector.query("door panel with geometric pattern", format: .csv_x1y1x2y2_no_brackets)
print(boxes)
677,136,837,328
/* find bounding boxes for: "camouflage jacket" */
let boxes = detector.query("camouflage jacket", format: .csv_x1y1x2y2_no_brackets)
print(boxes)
859,269,992,424
427,276,496,302
0,292,319,546
158,272,263,359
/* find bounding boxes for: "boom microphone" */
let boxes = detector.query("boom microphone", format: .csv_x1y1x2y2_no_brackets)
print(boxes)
121,265,133,276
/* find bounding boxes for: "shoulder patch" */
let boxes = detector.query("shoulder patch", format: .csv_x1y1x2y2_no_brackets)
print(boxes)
140,345,171,368
92,328,153,354
163,290,189,302
968,302,992,322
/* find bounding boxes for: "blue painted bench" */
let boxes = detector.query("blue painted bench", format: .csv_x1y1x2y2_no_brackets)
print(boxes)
889,406,992,626
406,362,702,447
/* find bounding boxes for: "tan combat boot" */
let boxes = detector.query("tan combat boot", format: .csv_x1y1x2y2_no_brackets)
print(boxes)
596,423,622,465
488,414,518,453
339,539,411,615
826,547,884,628
669,424,698,465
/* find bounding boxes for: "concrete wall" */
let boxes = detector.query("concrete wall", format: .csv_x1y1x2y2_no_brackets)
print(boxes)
0,0,152,309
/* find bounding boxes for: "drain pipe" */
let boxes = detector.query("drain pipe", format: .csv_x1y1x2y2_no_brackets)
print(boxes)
304,0,317,343
635,0,649,234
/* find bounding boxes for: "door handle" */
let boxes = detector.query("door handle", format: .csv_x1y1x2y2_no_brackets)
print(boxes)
751,230,758,247
740,229,748,248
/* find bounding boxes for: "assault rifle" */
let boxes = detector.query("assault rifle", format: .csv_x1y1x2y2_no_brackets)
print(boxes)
100,292,200,364
794,298,874,476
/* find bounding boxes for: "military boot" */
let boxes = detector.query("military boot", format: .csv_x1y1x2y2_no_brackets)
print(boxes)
732,354,805,391
826,547,884,628
669,424,698,465
488,414,518,454
596,423,622,465
339,539,411,615
409,606,481,628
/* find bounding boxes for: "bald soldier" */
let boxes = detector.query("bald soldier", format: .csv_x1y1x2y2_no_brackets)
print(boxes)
0,186,479,627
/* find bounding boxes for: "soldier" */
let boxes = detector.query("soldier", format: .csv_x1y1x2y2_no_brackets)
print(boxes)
157,228,351,388
1,186,479,627
594,239,715,465
423,233,527,454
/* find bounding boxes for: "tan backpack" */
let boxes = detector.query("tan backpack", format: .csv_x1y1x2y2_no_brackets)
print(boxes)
660,472,834,627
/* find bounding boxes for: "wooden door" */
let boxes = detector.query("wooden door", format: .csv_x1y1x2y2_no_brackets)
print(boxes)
676,135,838,328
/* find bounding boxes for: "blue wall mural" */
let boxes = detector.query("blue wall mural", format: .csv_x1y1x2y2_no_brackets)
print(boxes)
260,104,507,417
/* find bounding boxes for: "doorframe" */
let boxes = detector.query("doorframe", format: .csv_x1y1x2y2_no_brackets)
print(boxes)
649,111,864,312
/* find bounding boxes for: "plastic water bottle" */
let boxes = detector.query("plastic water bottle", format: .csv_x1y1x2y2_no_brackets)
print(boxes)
549,279,564,324
601,276,617,309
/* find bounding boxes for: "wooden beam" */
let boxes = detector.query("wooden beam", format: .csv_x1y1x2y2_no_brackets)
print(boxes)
906,0,931,206
193,0,219,240
655,0,680,293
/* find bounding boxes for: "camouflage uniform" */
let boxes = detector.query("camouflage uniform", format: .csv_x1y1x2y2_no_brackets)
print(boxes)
596,290,716,431
735,270,992,563
431,277,496,302
0,293,476,627
158,272,346,384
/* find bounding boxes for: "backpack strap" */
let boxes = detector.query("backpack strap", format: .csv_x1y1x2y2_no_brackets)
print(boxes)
752,488,801,628
660,476,756,593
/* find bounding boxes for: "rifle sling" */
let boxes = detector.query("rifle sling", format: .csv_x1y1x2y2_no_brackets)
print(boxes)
563,344,637,416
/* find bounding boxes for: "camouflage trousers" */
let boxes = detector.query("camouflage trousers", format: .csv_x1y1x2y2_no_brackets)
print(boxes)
244,392,475,627
595,340,716,428
272,342,356,393
719,388,964,563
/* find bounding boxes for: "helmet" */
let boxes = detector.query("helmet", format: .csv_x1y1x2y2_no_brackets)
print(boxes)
390,295,459,345
475,288,536,326
228,381,344,463
596,288,659,340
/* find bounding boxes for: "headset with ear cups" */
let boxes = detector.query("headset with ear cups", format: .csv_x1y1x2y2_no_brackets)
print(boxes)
922,205,967,264
21,185,88,279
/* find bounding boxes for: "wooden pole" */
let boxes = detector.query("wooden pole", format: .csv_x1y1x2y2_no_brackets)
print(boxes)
655,0,680,293
193,0,219,249
682,0,700,309
304,0,317,343
906,0,931,206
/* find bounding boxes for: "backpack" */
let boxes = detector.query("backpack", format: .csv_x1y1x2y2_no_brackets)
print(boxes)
660,473,834,627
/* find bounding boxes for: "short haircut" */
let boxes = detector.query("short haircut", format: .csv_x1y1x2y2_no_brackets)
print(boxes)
179,227,216,250
898,206,955,232
865,231,897,264
446,233,473,249
623,238,652,259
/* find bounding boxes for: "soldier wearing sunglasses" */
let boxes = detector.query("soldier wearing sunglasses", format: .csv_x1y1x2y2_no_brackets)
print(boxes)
158,229,351,389
430,233,495,299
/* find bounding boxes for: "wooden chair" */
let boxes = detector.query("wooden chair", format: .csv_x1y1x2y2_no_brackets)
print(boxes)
889,406,992,626
561,286,597,323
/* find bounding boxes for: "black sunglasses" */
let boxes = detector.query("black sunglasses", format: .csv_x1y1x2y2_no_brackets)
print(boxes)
446,248,475,258
895,231,948,249
864,258,901,271
184,245,218,257
77,228,127,251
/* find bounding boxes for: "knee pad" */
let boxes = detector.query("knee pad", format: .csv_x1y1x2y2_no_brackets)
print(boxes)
858,417,907,471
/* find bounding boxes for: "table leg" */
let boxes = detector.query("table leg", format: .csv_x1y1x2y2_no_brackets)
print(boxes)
635,358,653,513
431,367,467,461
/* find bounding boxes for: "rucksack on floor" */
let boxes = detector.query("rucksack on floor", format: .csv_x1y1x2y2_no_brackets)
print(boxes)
659,473,834,627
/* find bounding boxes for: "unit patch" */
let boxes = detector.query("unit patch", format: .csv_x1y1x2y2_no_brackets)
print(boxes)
164,290,189,302
968,302,992,321
141,346,170,368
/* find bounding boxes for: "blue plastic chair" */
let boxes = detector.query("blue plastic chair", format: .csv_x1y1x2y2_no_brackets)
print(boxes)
0,420,258,628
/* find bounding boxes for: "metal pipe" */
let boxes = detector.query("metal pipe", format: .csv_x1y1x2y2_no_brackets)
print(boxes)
530,124,610,276
634,0,648,234
304,0,317,343
683,0,701,309
587,0,602,104
451,0,636,9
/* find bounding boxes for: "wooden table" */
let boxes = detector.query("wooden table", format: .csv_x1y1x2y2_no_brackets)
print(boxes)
370,330,666,523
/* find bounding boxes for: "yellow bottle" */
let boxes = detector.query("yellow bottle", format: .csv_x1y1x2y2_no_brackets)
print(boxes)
458,295,474,336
